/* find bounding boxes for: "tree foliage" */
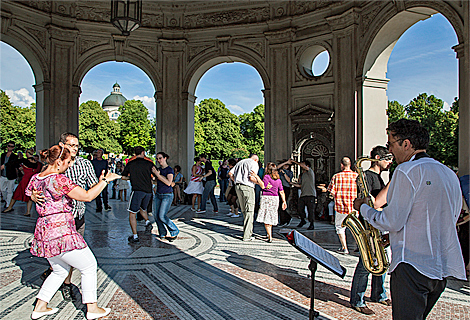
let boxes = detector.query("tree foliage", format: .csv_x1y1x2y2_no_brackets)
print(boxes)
194,98,246,159
239,103,265,162
387,93,459,167
117,100,153,154
0,90,36,151
79,100,121,154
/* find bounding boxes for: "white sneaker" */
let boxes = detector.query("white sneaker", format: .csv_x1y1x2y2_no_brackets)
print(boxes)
230,213,240,218
243,236,255,242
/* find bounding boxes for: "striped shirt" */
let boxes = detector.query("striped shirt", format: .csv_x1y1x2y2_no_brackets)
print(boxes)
327,169,358,215
64,156,99,219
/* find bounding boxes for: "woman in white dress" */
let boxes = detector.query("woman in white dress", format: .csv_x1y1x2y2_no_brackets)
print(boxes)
184,157,204,211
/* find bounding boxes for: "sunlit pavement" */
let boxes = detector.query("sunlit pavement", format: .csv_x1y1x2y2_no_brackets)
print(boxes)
1,196,468,320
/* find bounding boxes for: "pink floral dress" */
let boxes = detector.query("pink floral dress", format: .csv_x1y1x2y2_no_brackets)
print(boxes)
26,173,87,258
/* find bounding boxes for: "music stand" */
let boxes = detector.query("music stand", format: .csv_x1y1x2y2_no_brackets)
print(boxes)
281,230,346,319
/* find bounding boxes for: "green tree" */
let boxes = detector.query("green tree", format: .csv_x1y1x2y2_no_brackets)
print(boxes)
239,103,264,161
79,100,121,154
0,90,36,151
149,117,156,155
194,98,245,159
117,100,152,154
387,93,459,167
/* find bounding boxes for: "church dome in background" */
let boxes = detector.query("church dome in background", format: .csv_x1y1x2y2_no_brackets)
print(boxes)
102,82,127,120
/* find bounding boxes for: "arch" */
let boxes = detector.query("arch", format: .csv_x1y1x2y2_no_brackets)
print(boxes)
1,33,47,85
358,2,462,157
184,46,270,96
73,48,161,91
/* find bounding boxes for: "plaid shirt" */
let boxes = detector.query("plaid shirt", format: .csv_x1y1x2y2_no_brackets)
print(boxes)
327,169,358,215
64,157,99,219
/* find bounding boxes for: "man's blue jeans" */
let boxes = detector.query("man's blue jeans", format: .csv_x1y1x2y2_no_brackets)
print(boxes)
154,192,179,238
350,256,387,307
200,180,218,211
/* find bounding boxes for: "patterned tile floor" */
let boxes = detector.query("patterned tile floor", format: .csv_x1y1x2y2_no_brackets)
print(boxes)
1,196,469,320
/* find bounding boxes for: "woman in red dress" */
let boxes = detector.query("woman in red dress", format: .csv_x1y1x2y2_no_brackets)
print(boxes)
2,148,42,216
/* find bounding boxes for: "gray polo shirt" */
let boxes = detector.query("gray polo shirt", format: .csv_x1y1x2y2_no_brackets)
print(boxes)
300,168,316,197
229,158,258,188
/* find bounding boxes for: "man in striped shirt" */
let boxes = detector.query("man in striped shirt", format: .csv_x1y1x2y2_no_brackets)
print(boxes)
327,157,358,254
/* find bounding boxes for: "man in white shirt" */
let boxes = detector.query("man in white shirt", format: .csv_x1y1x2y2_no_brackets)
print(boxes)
354,119,466,319
228,154,264,241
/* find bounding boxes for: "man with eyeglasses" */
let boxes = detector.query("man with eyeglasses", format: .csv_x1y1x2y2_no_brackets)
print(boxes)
1,141,18,208
32,132,99,301
354,119,466,319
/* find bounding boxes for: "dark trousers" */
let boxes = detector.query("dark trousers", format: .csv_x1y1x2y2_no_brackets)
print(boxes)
297,196,316,223
279,187,291,225
95,186,109,211
391,263,446,320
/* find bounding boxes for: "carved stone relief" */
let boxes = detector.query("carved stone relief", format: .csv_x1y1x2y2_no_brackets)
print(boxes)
23,26,47,49
79,37,107,55
183,7,270,28
188,44,213,61
233,40,265,58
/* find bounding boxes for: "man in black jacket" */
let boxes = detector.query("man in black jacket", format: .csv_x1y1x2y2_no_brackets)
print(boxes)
1,141,18,209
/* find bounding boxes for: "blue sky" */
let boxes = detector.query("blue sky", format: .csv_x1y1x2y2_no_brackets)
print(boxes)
0,13,458,116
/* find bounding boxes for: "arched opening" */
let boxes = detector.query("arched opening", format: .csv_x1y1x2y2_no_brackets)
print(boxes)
0,42,37,152
79,61,156,158
361,7,459,168
184,56,267,171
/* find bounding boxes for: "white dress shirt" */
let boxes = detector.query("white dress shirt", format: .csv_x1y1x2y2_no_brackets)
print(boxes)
360,155,466,280
229,158,258,188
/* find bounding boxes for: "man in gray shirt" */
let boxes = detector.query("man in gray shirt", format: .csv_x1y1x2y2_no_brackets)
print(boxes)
291,159,316,230
228,154,264,241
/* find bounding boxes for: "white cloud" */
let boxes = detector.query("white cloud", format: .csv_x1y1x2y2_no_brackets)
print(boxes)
227,104,246,115
133,95,155,117
5,88,35,107
443,101,451,111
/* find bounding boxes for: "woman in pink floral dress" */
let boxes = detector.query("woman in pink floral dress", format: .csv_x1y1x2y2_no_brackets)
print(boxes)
26,145,120,320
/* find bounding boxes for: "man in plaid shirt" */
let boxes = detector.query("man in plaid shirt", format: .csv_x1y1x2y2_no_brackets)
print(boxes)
327,157,358,254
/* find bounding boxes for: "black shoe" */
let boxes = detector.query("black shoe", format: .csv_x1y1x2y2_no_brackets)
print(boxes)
145,223,153,232
104,206,111,211
40,268,52,281
96,208,102,213
307,223,314,230
297,219,306,228
60,283,74,301
128,235,139,243
166,235,177,242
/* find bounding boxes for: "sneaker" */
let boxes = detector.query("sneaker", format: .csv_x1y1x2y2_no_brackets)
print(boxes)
243,236,255,242
229,213,240,218
297,219,306,228
128,235,139,243
60,283,74,301
104,206,111,211
190,208,196,212
337,247,349,254
213,210,218,214
196,210,206,214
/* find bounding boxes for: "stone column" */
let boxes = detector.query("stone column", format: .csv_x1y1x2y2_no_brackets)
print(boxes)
360,76,389,156
34,81,51,150
264,29,294,163
41,25,79,147
157,39,192,172
327,9,360,164
455,42,470,176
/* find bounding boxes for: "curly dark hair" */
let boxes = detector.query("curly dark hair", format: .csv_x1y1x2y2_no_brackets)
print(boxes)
387,119,429,150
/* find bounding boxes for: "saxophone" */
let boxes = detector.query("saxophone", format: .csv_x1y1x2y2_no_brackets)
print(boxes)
341,157,389,275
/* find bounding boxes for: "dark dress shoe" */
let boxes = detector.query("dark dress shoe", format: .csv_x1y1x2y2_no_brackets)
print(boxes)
297,219,306,228
352,306,375,315
307,223,314,230
375,299,392,306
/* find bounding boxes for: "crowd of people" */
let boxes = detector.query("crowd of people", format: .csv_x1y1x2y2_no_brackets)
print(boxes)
1,118,469,320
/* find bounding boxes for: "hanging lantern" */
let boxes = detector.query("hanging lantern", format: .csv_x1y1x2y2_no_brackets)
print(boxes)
110,0,142,36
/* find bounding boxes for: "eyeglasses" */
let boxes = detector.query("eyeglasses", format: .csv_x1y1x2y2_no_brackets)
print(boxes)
65,143,80,149
386,139,404,150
